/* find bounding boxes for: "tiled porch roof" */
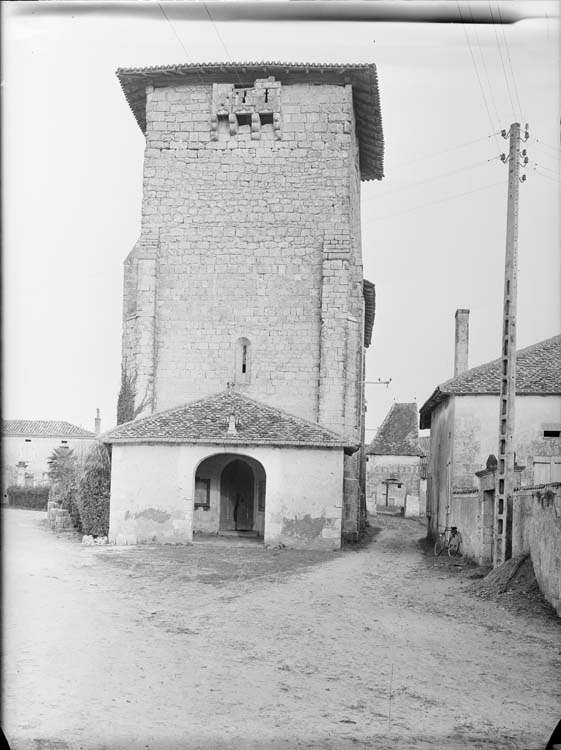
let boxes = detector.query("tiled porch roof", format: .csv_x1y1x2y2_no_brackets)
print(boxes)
102,390,358,452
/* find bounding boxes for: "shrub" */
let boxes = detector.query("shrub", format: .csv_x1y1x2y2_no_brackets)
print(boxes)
6,486,50,510
48,447,82,531
78,442,111,537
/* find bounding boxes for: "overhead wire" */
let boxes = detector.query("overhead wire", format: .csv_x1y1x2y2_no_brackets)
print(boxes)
495,0,525,122
371,180,504,222
157,2,194,63
488,1,517,122
201,1,245,86
376,157,501,198
533,138,561,156
531,168,561,186
390,132,500,170
457,2,501,151
469,3,505,128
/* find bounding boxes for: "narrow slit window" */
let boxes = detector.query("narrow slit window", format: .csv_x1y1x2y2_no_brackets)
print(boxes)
236,337,251,384
544,430,561,438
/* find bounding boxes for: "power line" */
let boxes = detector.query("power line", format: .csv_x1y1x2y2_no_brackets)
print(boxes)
530,160,560,177
495,0,525,122
157,2,193,63
457,2,500,151
469,3,504,128
531,167,561,186
371,180,504,222
533,138,561,156
489,0,517,121
376,157,500,198
390,132,500,170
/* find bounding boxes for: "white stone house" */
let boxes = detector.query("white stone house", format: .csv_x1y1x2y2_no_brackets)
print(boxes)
419,311,561,558
2,419,98,493
103,62,384,548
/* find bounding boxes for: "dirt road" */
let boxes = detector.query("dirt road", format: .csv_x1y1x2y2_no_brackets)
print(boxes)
3,509,560,749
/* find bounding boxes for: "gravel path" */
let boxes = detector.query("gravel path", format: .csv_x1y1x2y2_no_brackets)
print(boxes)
3,508,560,749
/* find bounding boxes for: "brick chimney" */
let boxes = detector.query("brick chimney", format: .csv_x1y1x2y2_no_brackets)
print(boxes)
94,408,101,435
454,309,470,377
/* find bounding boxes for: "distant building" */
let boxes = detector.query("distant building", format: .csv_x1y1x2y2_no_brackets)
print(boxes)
365,402,425,516
103,62,384,549
419,310,561,552
2,420,98,492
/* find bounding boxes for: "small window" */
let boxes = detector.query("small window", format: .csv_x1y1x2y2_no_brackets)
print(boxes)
61,440,68,444
544,430,561,438
25,439,32,443
236,337,251,384
236,113,252,127
259,112,273,126
194,478,211,510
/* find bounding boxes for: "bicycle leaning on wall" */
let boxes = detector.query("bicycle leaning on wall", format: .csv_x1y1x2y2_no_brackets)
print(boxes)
434,525,463,557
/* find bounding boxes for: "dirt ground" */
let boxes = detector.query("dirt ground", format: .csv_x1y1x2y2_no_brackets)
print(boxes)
3,508,560,750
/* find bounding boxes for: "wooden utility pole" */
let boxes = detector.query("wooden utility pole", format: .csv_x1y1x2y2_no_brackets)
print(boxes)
494,122,528,568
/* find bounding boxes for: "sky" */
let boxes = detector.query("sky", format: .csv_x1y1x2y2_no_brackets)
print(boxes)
3,0,560,438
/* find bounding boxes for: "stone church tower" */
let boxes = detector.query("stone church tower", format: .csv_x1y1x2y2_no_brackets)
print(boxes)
116,62,383,540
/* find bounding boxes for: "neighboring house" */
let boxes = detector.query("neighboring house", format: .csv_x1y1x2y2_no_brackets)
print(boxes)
2,419,98,492
365,403,425,516
419,310,561,555
103,61,384,549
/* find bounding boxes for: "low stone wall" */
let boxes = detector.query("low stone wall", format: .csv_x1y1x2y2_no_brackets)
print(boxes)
450,491,479,560
513,483,561,616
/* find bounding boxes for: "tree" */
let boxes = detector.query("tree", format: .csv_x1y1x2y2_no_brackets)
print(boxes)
78,442,111,537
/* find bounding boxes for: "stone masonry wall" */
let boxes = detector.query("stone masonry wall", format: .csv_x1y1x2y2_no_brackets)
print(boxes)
123,79,363,431
512,483,561,616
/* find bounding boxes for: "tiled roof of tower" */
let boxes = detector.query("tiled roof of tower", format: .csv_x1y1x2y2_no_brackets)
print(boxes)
366,403,423,456
2,420,96,439
102,390,358,452
116,62,384,181
419,334,561,429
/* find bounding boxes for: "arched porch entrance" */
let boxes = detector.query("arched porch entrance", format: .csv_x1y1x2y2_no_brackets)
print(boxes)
193,453,266,538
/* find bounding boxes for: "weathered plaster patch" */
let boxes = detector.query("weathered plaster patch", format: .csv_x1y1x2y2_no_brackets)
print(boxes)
282,514,327,541
133,508,171,523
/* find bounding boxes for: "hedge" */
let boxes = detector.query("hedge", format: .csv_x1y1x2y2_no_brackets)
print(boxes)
7,486,50,510
78,442,111,537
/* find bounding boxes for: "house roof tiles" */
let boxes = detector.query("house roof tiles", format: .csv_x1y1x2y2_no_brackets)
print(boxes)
2,420,96,439
366,403,423,456
102,389,358,451
116,61,384,181
419,334,561,429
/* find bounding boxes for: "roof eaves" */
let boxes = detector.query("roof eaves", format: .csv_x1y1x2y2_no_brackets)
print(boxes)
419,388,448,429
116,61,384,181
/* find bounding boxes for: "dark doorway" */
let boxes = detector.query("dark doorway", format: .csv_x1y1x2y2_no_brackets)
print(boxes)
220,459,255,532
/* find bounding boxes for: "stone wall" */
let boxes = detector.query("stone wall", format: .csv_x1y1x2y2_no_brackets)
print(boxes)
512,483,561,616
123,79,363,426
